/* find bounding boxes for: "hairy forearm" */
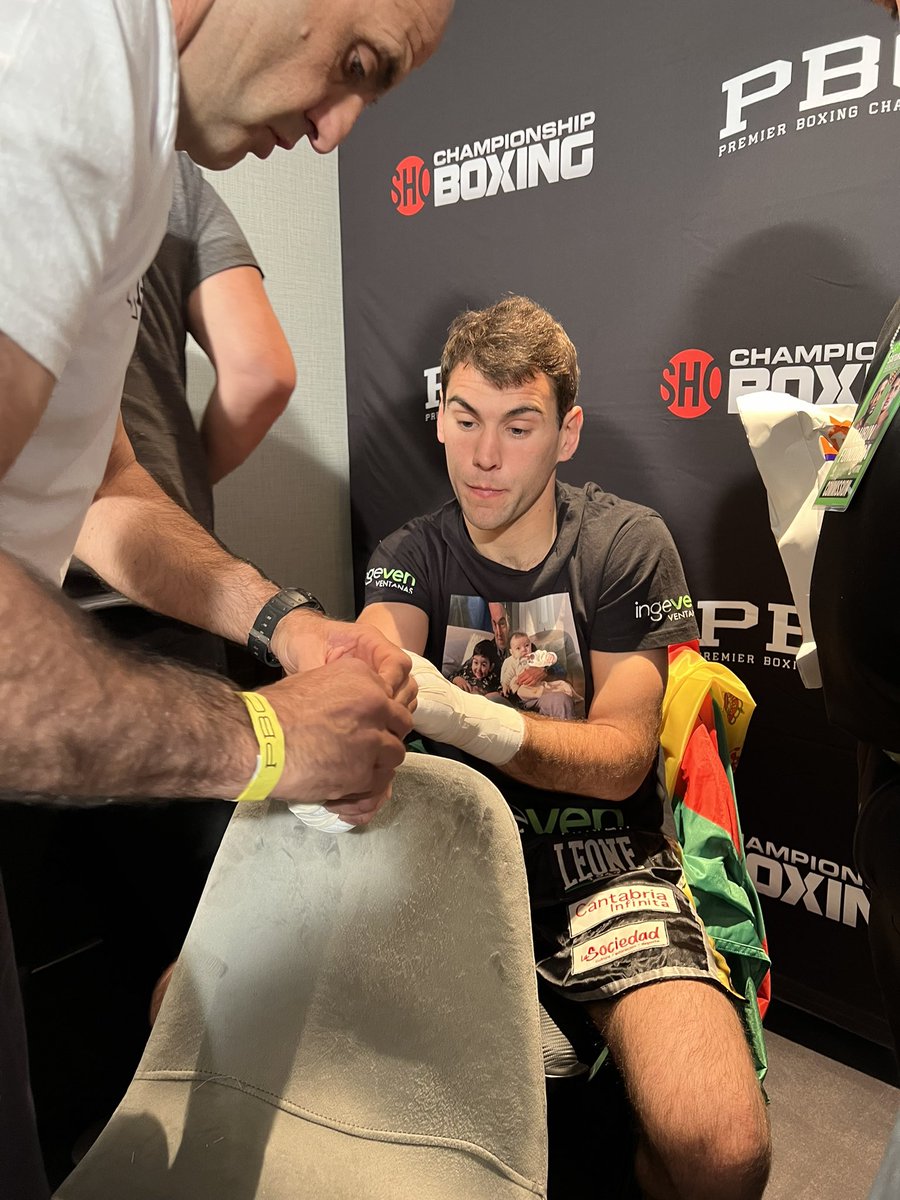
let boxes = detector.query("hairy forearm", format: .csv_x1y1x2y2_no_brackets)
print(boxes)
407,652,660,803
75,459,277,643
0,551,257,802
502,714,659,802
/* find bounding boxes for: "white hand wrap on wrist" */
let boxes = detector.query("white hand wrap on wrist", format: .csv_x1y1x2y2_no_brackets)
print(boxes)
288,803,354,833
406,651,526,766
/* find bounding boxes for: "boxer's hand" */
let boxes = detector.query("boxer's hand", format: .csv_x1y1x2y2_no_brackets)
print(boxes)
271,612,416,710
407,652,525,766
259,657,412,819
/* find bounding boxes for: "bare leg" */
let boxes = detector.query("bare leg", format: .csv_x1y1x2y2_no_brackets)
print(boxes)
588,980,770,1200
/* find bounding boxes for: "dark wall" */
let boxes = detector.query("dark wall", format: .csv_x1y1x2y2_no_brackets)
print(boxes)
340,0,900,1043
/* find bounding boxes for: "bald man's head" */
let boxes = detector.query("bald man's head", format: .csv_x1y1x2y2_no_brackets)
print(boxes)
174,0,454,168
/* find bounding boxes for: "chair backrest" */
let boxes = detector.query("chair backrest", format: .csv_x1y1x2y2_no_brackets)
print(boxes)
56,755,548,1200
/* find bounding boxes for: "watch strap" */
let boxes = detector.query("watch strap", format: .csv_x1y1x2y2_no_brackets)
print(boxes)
248,588,325,668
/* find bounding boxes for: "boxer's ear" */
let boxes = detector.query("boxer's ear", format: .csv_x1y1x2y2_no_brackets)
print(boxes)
437,391,446,443
557,404,583,464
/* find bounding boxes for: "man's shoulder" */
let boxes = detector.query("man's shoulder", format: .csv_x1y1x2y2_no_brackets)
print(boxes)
379,499,457,548
169,153,205,231
577,480,660,520
567,482,669,543
365,503,459,606
39,0,173,57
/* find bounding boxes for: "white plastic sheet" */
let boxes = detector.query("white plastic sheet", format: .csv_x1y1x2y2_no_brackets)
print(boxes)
736,392,856,689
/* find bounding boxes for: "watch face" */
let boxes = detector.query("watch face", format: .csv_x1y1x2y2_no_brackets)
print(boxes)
248,590,324,664
284,589,324,614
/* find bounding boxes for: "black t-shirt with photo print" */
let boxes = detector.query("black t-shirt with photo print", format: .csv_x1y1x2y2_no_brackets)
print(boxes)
364,481,700,832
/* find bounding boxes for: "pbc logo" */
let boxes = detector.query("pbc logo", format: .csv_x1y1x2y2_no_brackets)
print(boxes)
660,349,722,419
391,155,430,216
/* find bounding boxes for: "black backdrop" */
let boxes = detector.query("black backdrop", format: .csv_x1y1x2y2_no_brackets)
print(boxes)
340,0,900,1044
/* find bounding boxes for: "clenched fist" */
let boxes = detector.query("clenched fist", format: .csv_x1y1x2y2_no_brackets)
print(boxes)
259,655,413,823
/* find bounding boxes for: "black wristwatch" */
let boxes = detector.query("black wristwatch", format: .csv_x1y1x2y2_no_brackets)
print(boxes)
248,587,326,667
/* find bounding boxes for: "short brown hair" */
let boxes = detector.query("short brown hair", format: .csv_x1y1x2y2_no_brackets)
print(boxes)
440,295,579,424
871,0,898,18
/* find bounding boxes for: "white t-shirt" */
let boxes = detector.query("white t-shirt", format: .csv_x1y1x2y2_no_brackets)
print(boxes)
0,0,178,585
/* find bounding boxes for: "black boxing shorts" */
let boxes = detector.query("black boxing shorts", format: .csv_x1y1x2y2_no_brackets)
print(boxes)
522,823,733,1003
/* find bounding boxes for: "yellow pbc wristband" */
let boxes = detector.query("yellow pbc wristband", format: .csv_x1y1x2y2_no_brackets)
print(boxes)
235,692,285,802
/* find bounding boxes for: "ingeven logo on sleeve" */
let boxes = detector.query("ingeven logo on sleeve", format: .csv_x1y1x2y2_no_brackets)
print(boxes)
634,595,694,623
365,566,417,595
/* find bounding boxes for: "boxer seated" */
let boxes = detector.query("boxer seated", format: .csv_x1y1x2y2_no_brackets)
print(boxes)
359,296,771,1200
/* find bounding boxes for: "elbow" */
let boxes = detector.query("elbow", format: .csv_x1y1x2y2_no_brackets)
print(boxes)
236,353,296,422
257,348,297,415
271,348,297,410
260,375,294,423
605,747,658,802
604,775,648,802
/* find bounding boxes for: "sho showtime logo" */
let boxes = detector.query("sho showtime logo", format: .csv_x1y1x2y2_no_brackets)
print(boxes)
661,350,722,418
718,32,900,158
746,838,869,928
391,155,430,216
663,341,874,418
391,110,595,214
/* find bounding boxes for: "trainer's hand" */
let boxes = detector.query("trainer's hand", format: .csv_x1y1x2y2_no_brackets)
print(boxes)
259,656,413,821
271,612,416,709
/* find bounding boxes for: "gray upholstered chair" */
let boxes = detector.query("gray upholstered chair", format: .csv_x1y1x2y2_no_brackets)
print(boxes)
56,755,548,1199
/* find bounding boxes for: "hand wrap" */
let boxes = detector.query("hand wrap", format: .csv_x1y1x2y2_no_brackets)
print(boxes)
407,650,525,766
288,803,354,833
